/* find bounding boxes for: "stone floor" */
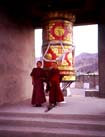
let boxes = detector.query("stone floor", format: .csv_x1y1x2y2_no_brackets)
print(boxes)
0,88,105,116
0,88,105,137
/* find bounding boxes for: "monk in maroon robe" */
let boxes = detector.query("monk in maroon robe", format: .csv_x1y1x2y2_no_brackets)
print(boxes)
47,62,64,109
30,61,46,107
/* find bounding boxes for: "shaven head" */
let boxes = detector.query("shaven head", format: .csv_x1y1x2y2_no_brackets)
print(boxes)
36,61,42,68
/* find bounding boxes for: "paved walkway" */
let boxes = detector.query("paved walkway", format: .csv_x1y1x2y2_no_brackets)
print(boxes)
0,90,105,116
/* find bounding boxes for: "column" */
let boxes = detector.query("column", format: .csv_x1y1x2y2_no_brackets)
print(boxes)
98,24,105,97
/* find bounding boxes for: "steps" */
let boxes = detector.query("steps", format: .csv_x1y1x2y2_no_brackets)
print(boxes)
0,112,105,137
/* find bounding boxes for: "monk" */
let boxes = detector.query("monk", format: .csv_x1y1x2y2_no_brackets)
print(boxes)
47,62,64,110
30,61,46,107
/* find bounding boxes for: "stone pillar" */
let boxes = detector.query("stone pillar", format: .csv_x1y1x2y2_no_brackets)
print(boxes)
0,11,34,105
98,24,105,98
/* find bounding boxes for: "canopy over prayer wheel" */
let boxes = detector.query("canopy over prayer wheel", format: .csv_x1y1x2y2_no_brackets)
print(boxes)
42,11,76,82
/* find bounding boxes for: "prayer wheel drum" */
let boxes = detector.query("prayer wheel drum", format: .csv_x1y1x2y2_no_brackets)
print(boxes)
42,12,76,82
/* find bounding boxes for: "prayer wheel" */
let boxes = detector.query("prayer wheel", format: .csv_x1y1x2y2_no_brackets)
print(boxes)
42,11,76,82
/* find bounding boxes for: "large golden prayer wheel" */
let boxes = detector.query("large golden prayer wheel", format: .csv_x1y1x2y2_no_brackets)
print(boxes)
42,11,76,82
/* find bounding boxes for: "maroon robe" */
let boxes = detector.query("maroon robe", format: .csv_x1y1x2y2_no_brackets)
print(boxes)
30,68,46,105
48,68,64,104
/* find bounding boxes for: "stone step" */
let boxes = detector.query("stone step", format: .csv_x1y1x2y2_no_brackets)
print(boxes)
0,112,105,137
0,125,105,137
0,111,105,121
0,115,105,131
0,112,105,130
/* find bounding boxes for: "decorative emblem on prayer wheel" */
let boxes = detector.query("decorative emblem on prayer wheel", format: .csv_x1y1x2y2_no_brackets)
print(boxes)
42,11,76,81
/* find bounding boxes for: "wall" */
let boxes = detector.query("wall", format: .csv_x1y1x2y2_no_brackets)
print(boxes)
0,11,35,105
75,74,99,89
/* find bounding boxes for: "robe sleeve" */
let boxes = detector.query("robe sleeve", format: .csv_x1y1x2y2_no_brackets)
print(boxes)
30,68,35,76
